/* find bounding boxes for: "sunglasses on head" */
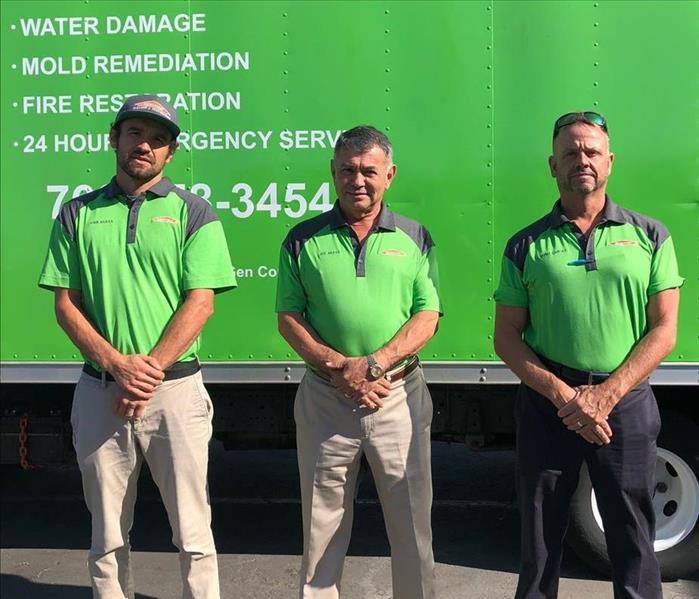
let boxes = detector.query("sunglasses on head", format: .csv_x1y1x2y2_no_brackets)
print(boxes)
553,112,608,137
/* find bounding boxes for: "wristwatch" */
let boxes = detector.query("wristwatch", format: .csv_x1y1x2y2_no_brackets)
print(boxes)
367,354,385,379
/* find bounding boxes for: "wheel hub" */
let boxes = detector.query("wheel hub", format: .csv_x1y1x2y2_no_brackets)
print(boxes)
589,447,699,552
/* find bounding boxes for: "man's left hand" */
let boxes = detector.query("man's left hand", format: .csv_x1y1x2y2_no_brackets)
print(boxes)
557,384,616,430
113,395,148,419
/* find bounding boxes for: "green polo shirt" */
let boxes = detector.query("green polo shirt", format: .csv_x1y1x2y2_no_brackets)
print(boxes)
39,177,236,368
494,198,683,372
276,202,441,359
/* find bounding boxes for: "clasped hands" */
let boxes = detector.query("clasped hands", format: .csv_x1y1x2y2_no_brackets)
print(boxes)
324,356,390,410
557,384,617,446
108,354,165,419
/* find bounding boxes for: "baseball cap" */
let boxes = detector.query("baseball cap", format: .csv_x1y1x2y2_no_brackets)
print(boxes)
113,95,180,139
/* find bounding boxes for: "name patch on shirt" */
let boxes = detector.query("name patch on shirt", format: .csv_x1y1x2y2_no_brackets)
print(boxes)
381,249,407,257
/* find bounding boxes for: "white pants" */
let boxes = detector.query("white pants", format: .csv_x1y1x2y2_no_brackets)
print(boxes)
295,368,436,599
72,371,219,599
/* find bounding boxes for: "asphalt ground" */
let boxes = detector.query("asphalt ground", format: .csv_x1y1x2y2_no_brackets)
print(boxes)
1,442,697,598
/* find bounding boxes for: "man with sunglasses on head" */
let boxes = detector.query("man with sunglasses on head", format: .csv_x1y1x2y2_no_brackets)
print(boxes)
39,95,236,598
493,111,683,598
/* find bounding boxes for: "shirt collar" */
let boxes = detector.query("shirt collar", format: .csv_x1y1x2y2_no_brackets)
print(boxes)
546,195,625,229
328,200,397,231
103,176,174,199
600,196,625,224
103,177,122,199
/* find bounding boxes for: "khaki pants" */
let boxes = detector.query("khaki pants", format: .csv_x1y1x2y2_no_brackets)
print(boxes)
295,368,436,599
71,371,219,599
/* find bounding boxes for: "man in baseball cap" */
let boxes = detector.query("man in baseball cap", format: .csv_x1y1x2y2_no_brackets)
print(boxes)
39,94,236,598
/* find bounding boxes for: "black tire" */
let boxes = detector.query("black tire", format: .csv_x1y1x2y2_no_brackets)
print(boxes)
566,410,699,580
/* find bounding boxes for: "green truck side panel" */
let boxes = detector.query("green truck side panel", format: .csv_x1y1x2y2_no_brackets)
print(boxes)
1,1,697,363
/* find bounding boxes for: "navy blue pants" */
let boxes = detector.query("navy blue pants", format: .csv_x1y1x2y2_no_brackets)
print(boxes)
514,376,662,599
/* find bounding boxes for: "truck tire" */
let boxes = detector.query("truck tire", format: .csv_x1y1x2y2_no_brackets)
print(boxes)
566,411,699,580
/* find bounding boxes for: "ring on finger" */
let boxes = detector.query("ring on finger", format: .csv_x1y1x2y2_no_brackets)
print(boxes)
576,420,584,429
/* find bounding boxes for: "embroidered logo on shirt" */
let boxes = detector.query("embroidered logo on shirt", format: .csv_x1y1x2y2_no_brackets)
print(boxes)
381,249,407,257
609,240,637,247
88,219,113,225
151,216,178,224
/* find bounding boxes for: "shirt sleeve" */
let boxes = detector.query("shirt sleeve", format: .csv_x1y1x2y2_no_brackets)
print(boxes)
411,245,442,315
494,255,528,307
182,220,237,293
648,236,684,295
276,244,307,313
38,218,81,291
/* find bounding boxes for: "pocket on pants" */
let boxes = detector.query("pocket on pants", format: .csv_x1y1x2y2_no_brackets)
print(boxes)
193,375,214,422
70,376,87,448
420,370,434,419
70,398,79,449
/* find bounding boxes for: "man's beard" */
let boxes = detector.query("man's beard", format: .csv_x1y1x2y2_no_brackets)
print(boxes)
565,174,605,194
120,154,160,181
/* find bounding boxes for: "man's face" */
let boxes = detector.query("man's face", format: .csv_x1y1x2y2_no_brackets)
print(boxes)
331,145,396,216
109,117,176,182
549,122,614,195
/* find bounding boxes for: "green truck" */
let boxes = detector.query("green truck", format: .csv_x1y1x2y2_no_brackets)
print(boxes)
1,0,697,580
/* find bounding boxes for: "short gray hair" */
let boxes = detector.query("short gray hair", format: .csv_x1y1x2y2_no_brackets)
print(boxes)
334,125,393,162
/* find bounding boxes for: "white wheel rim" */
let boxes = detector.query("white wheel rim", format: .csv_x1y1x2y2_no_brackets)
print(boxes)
589,447,699,552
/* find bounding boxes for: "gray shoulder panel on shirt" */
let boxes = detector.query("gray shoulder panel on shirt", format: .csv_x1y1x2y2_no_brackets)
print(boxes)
171,186,219,241
615,206,670,251
282,211,334,260
56,185,108,241
503,213,552,272
392,213,434,254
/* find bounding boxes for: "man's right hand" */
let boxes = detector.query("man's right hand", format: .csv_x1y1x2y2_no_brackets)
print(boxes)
106,354,164,400
555,384,613,446
113,394,148,419
352,378,392,410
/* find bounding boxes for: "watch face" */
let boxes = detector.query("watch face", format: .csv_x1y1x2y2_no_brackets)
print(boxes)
370,365,383,378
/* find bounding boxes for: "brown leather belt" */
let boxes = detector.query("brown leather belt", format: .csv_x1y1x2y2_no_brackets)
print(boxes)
385,357,420,382
312,356,419,383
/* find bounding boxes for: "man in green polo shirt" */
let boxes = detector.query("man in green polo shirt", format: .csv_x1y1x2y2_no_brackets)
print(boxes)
39,95,236,599
494,111,682,599
276,126,441,598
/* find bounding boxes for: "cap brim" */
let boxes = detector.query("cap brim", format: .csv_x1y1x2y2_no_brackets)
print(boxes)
115,110,180,139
